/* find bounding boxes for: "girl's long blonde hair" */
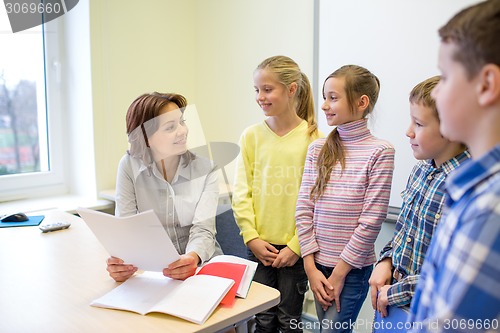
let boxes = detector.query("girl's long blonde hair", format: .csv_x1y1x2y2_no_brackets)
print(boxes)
256,55,318,136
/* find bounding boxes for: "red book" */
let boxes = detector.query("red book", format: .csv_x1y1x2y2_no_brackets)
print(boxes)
197,262,247,306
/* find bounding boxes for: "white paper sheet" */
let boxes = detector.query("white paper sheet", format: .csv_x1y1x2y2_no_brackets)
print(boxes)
77,207,180,271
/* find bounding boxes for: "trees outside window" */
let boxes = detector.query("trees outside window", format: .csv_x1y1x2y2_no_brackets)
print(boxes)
0,13,65,201
0,76,43,175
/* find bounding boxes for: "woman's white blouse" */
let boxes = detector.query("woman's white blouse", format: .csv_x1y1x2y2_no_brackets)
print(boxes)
115,153,222,263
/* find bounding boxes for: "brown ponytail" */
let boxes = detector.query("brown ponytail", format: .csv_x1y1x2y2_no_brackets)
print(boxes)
310,129,345,201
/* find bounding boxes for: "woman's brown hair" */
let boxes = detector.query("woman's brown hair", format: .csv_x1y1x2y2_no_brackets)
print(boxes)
126,92,194,170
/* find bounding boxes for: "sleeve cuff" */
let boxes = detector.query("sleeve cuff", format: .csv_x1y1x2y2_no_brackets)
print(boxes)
287,236,301,256
241,229,259,245
387,282,411,307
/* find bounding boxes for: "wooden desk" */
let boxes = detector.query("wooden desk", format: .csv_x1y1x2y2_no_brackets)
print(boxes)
0,211,279,333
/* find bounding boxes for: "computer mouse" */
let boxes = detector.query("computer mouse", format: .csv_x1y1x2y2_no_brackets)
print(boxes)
0,212,29,222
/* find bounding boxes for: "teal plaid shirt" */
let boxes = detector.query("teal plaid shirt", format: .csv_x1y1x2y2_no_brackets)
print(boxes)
378,151,470,307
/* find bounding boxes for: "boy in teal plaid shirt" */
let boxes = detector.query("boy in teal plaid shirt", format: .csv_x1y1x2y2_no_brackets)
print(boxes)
368,76,469,317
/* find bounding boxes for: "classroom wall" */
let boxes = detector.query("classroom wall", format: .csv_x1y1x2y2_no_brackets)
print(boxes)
63,0,95,198
192,1,315,146
317,0,479,208
87,0,315,193
88,0,197,193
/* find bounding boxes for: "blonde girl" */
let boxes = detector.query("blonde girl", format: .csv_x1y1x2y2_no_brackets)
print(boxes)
232,55,322,332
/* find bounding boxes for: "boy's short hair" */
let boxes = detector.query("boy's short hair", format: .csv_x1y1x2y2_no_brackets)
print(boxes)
409,76,440,118
438,0,500,79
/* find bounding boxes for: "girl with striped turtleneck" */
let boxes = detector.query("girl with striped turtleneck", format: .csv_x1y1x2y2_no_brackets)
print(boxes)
296,65,395,333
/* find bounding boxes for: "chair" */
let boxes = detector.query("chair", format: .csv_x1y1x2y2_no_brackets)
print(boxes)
215,204,247,258
214,205,255,332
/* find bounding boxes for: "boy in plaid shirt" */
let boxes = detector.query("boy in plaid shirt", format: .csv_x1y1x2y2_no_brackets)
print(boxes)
369,76,469,317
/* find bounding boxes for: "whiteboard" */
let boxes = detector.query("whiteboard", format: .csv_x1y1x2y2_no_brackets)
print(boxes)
317,0,478,207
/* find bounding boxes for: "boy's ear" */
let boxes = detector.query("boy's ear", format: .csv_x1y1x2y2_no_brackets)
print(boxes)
477,64,500,107
357,95,370,113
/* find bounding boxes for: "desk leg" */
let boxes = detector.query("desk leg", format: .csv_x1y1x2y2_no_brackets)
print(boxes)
235,321,248,333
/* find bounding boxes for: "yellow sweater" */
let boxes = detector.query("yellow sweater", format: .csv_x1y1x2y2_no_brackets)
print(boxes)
232,120,322,255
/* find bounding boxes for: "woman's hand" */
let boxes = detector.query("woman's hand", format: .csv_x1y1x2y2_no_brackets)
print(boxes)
163,252,200,280
247,238,279,266
106,256,137,282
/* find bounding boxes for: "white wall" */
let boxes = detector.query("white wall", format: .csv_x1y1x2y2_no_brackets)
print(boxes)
193,1,315,144
86,0,315,192
317,0,478,208
193,0,315,182
63,0,96,197
88,0,197,192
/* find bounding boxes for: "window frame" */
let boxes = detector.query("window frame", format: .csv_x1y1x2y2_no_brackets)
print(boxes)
0,19,67,201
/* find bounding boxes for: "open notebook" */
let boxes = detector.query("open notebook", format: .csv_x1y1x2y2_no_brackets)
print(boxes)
91,255,258,324
91,271,234,325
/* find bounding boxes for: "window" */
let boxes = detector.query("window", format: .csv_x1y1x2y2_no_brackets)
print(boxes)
0,13,66,201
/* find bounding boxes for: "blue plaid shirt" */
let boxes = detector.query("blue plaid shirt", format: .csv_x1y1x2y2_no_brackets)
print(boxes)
379,151,470,307
409,144,500,332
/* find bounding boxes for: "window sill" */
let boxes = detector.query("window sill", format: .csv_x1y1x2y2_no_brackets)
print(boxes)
0,194,114,216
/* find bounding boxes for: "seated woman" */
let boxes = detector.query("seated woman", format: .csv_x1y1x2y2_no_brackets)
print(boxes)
106,92,222,281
